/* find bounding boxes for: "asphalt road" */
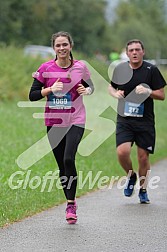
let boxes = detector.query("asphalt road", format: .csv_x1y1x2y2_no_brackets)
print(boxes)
0,159,167,252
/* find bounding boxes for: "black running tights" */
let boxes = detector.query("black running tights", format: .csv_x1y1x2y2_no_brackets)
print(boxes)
47,125,84,200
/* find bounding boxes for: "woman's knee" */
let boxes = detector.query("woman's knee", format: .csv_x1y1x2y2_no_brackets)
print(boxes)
64,157,77,176
64,157,74,167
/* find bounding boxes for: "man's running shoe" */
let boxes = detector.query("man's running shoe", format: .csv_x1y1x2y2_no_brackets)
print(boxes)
124,172,137,197
138,189,150,204
66,201,77,224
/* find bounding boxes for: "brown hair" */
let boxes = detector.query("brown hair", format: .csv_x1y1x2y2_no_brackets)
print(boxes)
51,31,74,63
126,39,144,50
51,31,74,48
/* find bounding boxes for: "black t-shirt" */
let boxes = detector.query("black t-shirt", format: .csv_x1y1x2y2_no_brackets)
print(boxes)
110,61,166,125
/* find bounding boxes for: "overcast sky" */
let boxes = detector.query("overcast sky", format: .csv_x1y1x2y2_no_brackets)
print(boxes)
105,0,120,23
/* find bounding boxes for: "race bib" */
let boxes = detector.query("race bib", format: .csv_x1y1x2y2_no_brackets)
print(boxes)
48,92,71,109
124,102,144,117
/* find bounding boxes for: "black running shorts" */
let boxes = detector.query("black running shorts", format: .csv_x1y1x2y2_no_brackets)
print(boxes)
116,122,155,154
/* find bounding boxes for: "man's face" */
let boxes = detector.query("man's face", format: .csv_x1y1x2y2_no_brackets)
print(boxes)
126,42,145,66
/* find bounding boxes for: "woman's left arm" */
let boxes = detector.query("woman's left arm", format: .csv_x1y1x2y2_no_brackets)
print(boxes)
77,79,94,95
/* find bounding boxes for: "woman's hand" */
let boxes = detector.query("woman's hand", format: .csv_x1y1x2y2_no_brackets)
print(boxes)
76,84,92,95
51,78,63,93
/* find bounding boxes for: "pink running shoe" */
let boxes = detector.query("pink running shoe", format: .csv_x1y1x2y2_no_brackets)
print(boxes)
66,201,77,224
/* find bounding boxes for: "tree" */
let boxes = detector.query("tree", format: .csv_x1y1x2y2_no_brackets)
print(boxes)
0,0,108,55
108,0,167,58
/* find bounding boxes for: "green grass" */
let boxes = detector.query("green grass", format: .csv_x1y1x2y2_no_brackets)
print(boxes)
0,46,167,227
0,45,45,101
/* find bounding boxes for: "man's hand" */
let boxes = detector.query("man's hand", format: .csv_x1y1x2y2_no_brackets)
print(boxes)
108,85,125,99
115,90,125,99
135,84,152,95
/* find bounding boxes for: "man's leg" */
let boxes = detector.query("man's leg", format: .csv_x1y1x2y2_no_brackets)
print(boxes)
137,147,150,189
117,142,133,174
117,142,137,197
137,147,150,203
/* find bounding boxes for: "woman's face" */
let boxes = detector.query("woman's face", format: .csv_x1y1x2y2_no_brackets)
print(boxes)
53,36,72,60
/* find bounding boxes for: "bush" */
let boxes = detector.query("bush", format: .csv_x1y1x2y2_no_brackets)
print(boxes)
0,46,109,101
